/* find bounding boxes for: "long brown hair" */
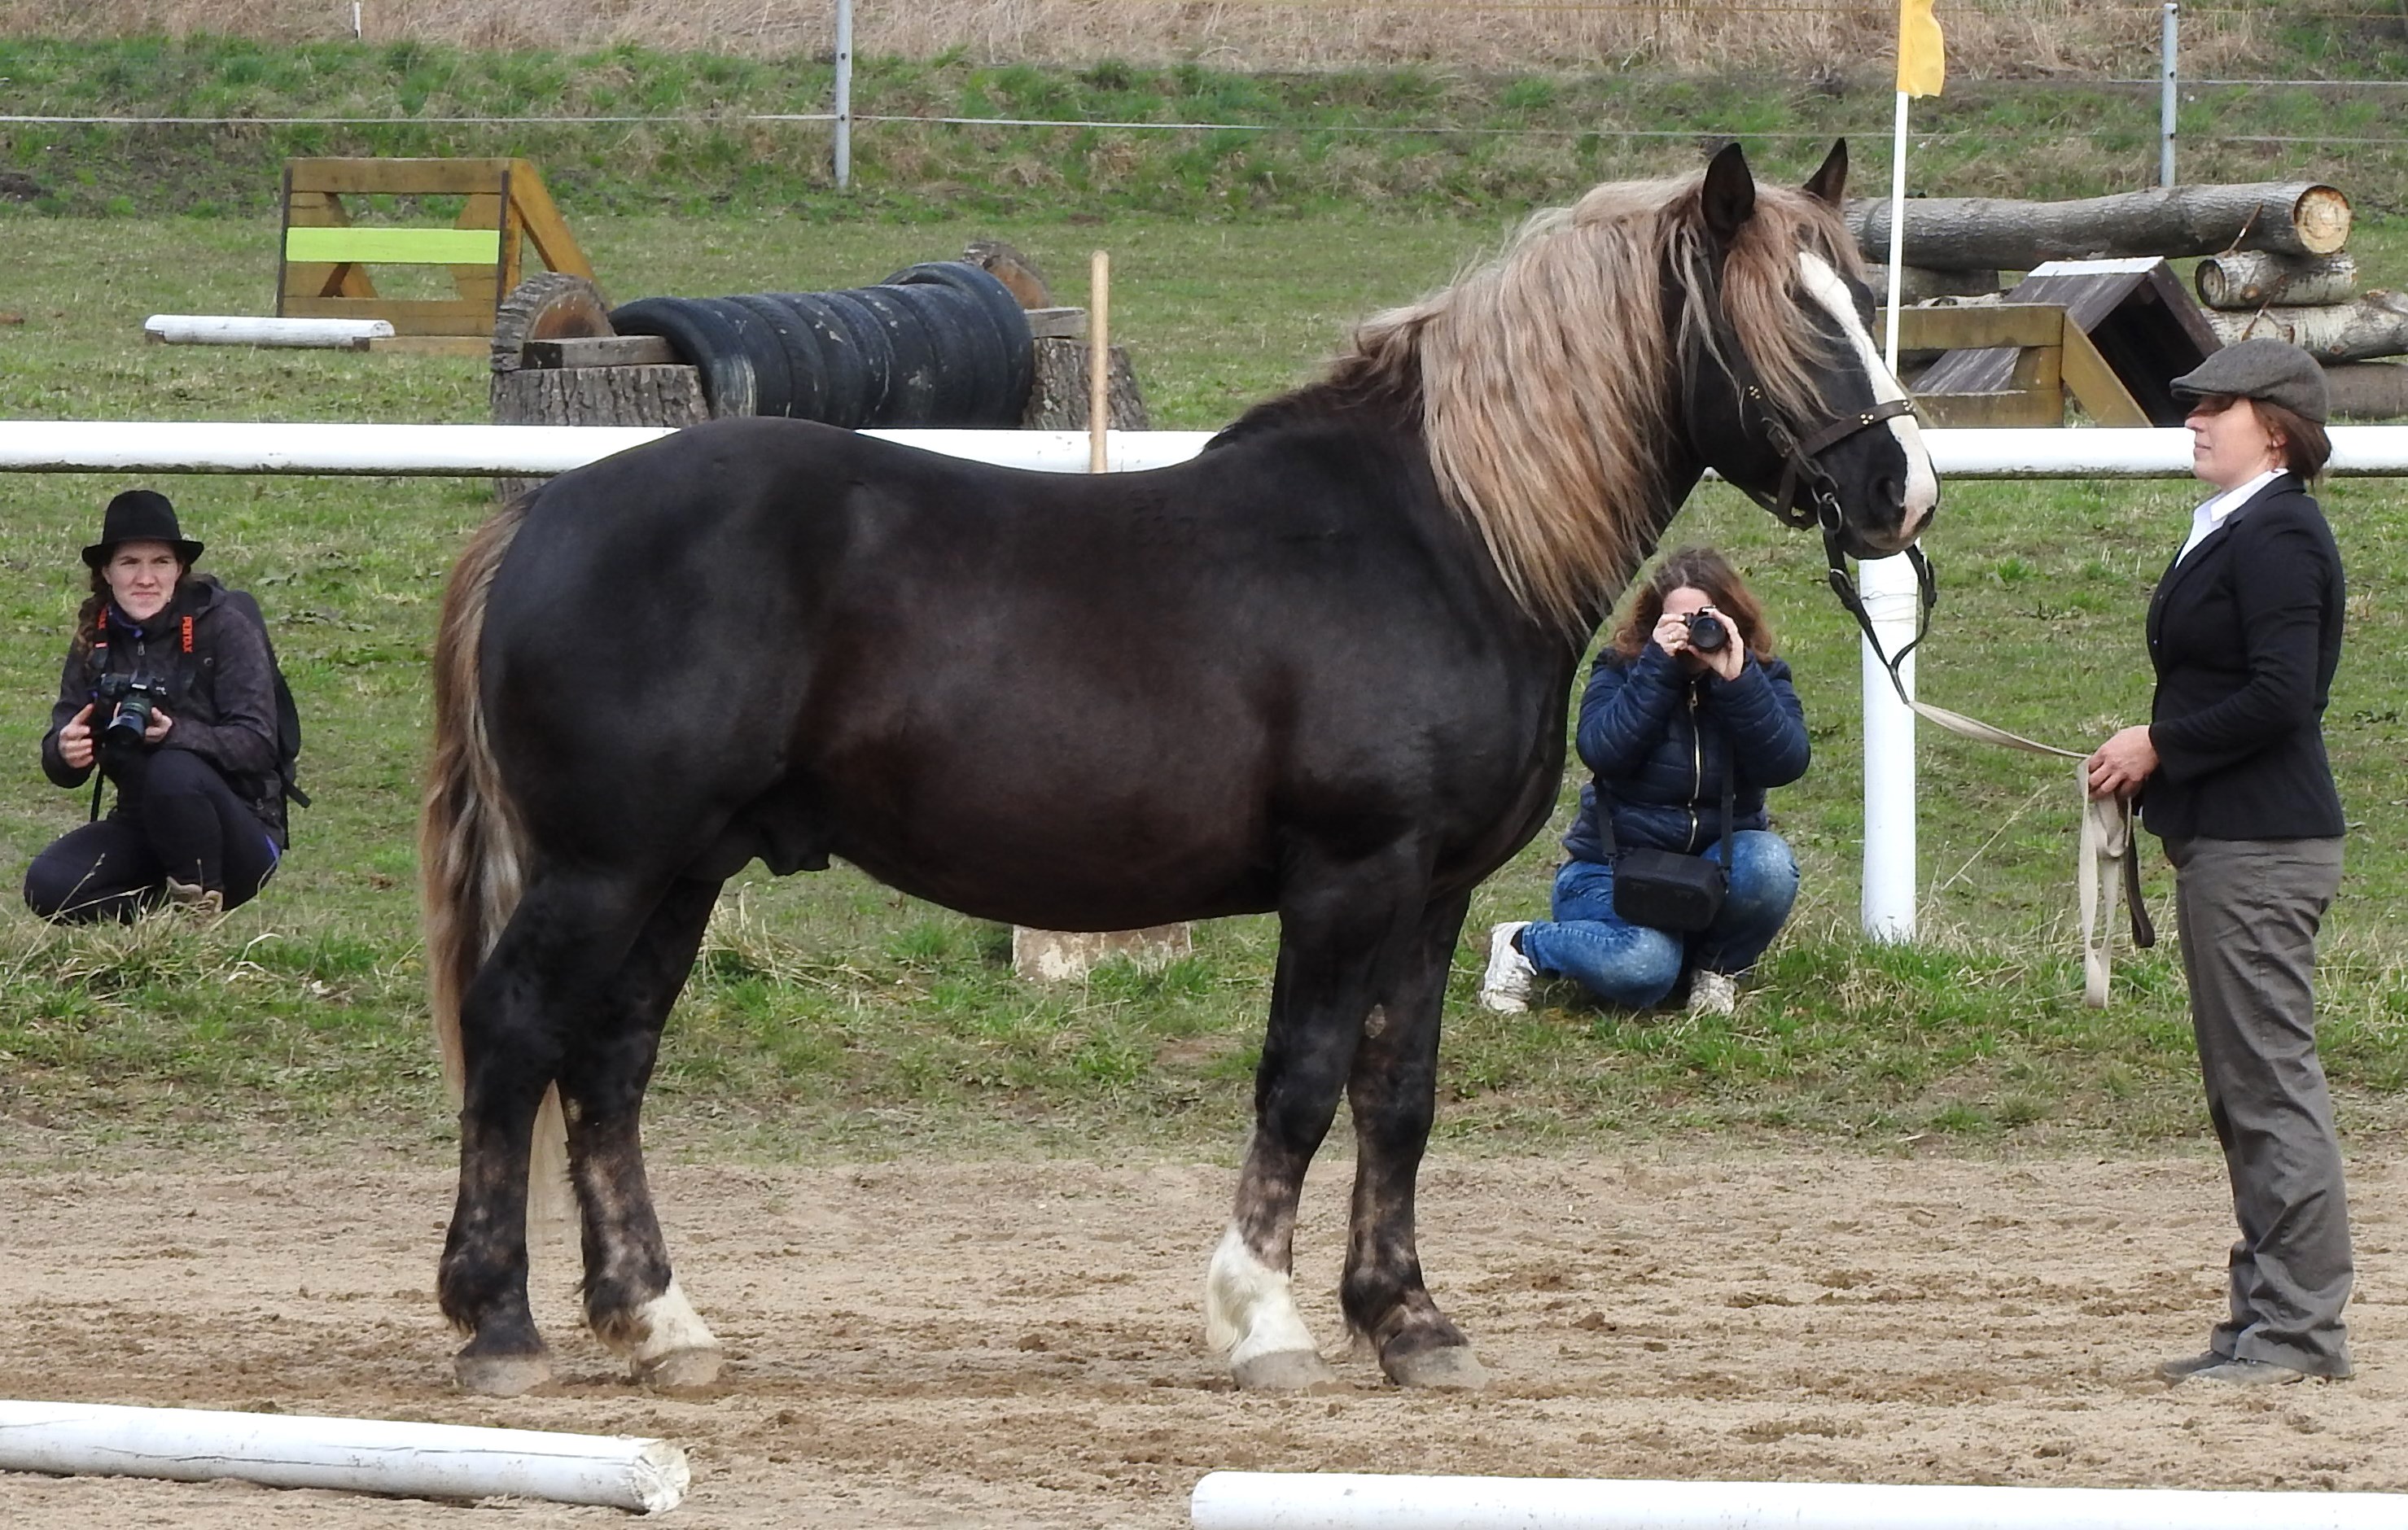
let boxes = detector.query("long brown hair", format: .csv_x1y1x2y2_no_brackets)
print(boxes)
1608,546,1776,661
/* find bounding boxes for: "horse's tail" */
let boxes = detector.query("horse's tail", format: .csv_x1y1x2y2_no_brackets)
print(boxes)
420,491,570,1226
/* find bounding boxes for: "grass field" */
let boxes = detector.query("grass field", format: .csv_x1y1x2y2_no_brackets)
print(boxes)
2,203,2406,1164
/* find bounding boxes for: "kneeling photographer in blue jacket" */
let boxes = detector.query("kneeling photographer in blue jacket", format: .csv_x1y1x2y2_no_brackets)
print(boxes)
1481,547,1808,1016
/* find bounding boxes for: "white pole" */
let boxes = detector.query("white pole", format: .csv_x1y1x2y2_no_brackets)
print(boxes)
145,315,395,348
0,1399,686,1514
1190,1472,2408,1530
2161,3,2180,189
1865,86,1920,942
15,421,2408,479
833,0,853,190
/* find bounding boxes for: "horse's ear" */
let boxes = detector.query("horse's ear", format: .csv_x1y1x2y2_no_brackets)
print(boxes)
1701,142,1756,244
1803,139,1848,208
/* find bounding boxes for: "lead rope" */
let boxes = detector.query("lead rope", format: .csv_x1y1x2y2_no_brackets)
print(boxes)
1820,531,2156,1008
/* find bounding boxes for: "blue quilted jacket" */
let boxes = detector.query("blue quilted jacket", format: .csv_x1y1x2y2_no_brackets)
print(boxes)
1560,642,1810,863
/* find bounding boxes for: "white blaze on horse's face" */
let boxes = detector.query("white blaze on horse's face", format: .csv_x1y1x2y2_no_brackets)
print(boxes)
1796,251,1939,543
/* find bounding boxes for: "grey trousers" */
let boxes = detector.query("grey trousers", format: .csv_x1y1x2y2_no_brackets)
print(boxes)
2164,834,2353,1377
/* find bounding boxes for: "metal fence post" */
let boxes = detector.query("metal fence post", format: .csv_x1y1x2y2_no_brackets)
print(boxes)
834,0,855,191
2161,2,2179,188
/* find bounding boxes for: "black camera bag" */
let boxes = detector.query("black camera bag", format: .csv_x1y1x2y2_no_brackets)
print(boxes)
1605,711,1735,935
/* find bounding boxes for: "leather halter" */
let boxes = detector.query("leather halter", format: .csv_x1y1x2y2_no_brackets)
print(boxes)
1727,378,1933,709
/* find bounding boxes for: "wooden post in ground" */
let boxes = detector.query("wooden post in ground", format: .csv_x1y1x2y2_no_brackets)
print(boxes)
1013,249,1193,985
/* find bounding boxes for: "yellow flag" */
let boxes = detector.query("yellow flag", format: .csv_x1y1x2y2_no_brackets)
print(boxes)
1898,0,1945,97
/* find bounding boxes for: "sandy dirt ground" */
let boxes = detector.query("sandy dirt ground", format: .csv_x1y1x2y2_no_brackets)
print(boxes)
0,1148,2401,1525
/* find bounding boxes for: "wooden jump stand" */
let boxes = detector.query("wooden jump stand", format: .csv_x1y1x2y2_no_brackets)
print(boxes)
278,158,593,357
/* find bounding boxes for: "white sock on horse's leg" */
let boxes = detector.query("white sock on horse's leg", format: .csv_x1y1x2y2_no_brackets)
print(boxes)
599,1278,724,1389
1206,1222,1335,1389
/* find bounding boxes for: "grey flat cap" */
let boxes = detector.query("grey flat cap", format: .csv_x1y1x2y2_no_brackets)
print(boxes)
2170,338,2329,423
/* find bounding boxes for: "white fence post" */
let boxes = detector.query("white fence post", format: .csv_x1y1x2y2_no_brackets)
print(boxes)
834,0,855,190
2161,3,2180,188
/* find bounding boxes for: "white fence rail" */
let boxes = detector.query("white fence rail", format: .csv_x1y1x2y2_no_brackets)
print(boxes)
9,421,2408,479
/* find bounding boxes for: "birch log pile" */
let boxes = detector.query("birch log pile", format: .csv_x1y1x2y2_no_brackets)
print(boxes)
1849,182,2350,272
2207,291,2408,363
2196,251,2358,310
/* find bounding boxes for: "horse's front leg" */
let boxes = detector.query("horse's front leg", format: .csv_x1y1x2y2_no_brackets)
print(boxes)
439,871,651,1397
1207,859,1420,1391
563,875,726,1390
1342,890,1486,1389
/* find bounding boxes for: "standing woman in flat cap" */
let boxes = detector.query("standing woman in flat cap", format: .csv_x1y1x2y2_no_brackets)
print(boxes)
24,490,287,921
2086,339,2353,1388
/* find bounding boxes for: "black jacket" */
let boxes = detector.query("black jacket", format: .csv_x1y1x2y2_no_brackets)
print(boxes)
1561,643,1810,862
42,575,285,840
2142,473,2345,842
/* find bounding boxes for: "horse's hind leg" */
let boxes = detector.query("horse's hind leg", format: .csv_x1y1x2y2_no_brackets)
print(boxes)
1342,890,1486,1390
440,869,657,1397
562,875,726,1390
1207,857,1418,1392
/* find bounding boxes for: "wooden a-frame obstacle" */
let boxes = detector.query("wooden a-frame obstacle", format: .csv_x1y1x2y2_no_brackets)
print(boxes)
277,158,593,355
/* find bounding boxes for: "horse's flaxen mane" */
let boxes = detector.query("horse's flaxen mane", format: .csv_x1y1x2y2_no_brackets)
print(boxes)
1345,173,1863,634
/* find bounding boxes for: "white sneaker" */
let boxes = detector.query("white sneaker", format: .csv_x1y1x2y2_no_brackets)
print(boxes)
1478,922,1535,1012
1687,969,1738,1016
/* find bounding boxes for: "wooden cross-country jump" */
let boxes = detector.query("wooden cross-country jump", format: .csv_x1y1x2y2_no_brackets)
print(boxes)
277,158,593,350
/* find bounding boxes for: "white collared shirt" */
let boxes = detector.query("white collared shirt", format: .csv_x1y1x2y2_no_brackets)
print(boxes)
2175,468,2282,565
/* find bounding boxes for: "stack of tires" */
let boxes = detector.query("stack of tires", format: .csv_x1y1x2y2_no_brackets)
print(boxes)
607,261,1035,427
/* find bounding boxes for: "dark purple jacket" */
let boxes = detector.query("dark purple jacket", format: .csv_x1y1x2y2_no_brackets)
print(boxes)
42,575,282,835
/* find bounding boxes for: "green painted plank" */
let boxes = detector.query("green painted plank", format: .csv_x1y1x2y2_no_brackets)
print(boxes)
283,226,502,265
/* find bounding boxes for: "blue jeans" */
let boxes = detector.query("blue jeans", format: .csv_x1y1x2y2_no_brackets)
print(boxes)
1518,830,1799,1010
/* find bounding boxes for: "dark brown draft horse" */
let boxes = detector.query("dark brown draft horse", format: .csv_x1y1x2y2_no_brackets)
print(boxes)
422,142,1935,1397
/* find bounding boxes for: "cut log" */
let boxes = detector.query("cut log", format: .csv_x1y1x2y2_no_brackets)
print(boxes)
2207,291,2408,363
1846,182,2351,273
489,363,706,497
489,272,614,374
1013,925,1193,983
524,334,679,369
1866,265,2000,304
1022,337,1149,429
2323,361,2408,420
2196,251,2358,310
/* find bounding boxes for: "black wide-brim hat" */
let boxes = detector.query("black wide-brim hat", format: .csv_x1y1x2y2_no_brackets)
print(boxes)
82,488,204,569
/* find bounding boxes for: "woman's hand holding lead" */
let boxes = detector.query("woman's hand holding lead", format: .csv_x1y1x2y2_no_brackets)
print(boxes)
2085,724,2158,801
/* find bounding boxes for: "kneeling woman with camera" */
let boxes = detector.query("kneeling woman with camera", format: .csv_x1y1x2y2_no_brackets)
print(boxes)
1481,547,1808,1016
24,491,284,922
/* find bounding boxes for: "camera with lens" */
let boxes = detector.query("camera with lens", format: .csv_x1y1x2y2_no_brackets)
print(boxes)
1683,608,1730,654
94,673,169,751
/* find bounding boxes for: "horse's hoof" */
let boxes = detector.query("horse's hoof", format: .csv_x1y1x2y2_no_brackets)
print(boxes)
455,1349,553,1397
1232,1348,1342,1392
634,1345,725,1392
1382,1344,1488,1391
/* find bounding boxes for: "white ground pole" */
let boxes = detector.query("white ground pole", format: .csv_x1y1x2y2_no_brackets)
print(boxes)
1189,1471,2408,1530
144,315,396,348
0,1399,687,1513
1867,84,1921,941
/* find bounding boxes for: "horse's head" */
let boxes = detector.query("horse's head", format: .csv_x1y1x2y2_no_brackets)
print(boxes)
1676,141,1937,562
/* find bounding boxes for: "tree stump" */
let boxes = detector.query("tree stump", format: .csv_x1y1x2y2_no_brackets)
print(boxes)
1012,925,1194,983
490,365,707,499
1022,338,1150,429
